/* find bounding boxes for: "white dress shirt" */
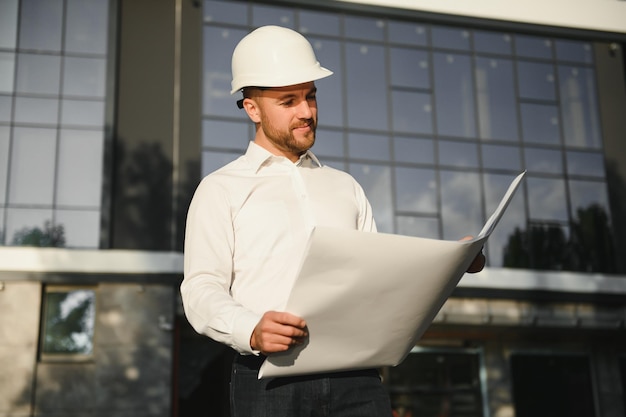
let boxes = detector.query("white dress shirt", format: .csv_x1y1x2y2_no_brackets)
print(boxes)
181,141,376,353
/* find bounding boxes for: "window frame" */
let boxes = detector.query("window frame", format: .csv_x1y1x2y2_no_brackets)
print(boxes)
39,284,97,363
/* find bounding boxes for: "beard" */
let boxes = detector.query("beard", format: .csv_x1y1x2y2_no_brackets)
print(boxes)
260,112,317,156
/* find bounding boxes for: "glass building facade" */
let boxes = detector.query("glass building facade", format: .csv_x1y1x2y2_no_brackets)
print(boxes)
201,0,616,273
0,0,109,249
0,0,618,272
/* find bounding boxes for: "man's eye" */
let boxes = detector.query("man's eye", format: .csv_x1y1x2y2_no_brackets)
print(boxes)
282,100,294,106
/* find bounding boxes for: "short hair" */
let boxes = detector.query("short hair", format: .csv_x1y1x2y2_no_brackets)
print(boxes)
236,86,265,109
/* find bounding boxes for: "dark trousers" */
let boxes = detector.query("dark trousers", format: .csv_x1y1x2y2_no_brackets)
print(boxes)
231,355,393,417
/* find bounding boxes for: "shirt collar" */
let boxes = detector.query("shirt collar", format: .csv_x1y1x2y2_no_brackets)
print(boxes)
245,141,323,172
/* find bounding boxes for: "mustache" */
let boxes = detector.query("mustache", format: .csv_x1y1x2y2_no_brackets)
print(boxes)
291,118,316,129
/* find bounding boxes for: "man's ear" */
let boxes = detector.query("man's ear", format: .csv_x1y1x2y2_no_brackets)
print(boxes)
242,98,262,123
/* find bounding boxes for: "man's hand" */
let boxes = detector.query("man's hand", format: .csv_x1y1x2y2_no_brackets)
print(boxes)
460,236,486,273
250,311,308,355
466,251,485,273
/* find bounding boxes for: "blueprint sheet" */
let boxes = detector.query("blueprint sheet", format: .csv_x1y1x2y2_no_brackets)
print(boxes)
258,171,526,378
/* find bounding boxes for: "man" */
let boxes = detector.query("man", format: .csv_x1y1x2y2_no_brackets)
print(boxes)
181,25,485,417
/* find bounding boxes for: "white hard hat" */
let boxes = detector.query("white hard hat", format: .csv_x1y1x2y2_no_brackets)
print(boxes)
230,25,333,94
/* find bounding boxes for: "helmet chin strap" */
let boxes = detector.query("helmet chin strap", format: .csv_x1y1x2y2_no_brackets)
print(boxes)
236,87,267,109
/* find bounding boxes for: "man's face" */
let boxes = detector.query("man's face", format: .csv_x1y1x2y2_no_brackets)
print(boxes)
246,82,318,161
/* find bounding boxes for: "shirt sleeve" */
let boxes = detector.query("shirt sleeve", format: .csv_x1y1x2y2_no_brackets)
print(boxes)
180,176,261,354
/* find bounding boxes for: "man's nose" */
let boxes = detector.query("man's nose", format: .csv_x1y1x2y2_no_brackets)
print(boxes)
296,99,313,118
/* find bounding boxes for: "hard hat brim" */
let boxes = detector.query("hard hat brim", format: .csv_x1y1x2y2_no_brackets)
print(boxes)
230,65,333,95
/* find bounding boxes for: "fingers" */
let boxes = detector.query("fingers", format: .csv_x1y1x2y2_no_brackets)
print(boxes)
250,311,308,355
458,236,486,273
466,251,486,273
266,311,307,329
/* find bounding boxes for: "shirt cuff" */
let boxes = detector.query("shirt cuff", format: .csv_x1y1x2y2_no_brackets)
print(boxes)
232,310,262,354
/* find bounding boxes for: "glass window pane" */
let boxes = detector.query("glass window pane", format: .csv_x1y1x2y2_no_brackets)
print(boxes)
388,21,428,46
481,144,521,171
298,10,340,36
348,132,390,161
6,208,54,246
203,27,247,118
555,40,593,64
313,129,344,159
389,352,484,416
520,103,561,144
509,222,571,270
394,167,437,212
345,42,387,130
393,136,435,165
524,147,563,174
344,16,385,41
0,52,15,93
475,57,518,140
0,127,9,204
204,0,247,25
396,216,439,239
440,170,482,239
309,38,343,128
474,31,512,55
202,150,240,177
439,140,479,168
9,128,56,205
14,97,59,125
558,66,601,149
61,99,105,127
56,130,103,207
65,0,109,54
16,53,61,95
511,355,595,416
483,173,526,267
0,0,18,49
433,53,476,138
19,0,63,52
390,47,430,89
63,57,107,98
568,182,614,273
203,119,249,151
55,210,100,248
0,96,11,122
569,180,609,217
527,177,568,221
431,26,471,51
515,35,553,60
566,151,605,177
41,289,95,355
517,61,556,101
252,4,294,28
349,163,393,233
392,90,433,135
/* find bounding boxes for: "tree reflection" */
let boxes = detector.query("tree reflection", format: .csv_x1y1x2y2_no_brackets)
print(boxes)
11,220,66,247
42,290,95,354
570,204,616,272
502,204,617,273
112,141,173,250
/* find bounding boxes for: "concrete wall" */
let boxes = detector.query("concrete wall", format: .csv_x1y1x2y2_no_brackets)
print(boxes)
0,282,175,417
0,282,41,417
